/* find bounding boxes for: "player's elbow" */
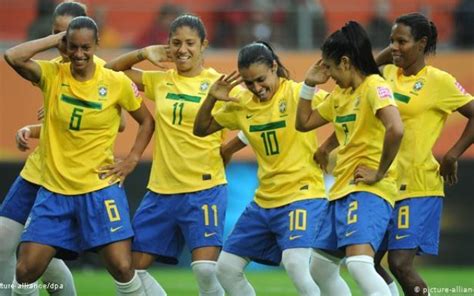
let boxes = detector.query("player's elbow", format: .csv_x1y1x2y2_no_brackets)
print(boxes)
388,122,404,143
295,120,310,132
4,48,16,67
193,124,208,137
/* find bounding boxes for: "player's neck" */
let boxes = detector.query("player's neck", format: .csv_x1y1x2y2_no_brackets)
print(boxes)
402,58,425,76
71,63,96,82
178,64,204,78
349,70,365,90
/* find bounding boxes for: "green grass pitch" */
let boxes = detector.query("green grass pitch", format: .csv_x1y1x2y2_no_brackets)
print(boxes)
38,267,474,295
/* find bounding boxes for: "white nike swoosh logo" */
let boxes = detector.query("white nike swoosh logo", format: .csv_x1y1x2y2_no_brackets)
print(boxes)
110,226,123,232
395,234,410,240
289,235,303,240
204,232,216,237
345,230,357,237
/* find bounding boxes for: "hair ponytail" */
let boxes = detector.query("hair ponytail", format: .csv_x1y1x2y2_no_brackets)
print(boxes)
322,21,380,76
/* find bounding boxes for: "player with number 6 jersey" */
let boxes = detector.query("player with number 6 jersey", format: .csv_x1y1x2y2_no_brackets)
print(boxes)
4,16,154,296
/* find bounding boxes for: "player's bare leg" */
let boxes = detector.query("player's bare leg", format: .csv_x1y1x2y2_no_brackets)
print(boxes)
388,249,427,296
100,240,144,296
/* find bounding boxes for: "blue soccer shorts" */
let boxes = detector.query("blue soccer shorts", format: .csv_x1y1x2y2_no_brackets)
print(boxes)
313,191,392,253
21,184,133,259
0,176,40,224
132,185,227,264
383,196,443,255
224,198,328,266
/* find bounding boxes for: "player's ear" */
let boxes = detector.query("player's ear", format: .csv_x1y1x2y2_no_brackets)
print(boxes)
201,39,209,52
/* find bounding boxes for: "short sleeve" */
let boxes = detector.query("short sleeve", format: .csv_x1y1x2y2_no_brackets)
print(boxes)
312,88,329,108
435,73,473,114
37,60,59,91
316,92,335,122
213,102,241,130
118,75,143,112
142,71,165,102
367,83,397,114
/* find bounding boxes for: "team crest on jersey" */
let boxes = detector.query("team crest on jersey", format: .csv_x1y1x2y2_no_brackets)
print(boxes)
200,81,210,92
98,86,108,98
279,99,287,113
413,80,424,92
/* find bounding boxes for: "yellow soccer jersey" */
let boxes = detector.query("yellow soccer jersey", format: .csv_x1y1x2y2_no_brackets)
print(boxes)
317,74,398,205
37,60,142,195
143,68,227,194
214,79,327,208
20,56,107,185
20,147,42,185
384,65,473,200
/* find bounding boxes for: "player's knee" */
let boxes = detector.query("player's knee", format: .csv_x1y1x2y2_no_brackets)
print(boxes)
16,260,42,283
0,240,15,260
108,260,134,282
216,259,243,282
310,256,336,282
388,253,411,278
282,257,300,274
192,260,216,281
0,219,21,259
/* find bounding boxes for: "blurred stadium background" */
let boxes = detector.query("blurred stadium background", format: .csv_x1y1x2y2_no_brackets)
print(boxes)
1,0,473,294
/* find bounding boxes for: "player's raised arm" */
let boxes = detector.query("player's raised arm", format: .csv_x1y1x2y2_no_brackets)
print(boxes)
4,32,65,84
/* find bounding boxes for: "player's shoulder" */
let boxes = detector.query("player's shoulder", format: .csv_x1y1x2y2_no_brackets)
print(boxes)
425,65,455,83
366,74,387,86
201,67,224,82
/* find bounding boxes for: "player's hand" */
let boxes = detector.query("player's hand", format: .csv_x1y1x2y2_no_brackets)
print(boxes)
313,148,330,173
354,165,383,185
208,71,242,102
99,156,138,187
304,59,330,87
16,126,31,151
144,45,172,69
37,106,45,121
57,31,67,57
440,154,458,186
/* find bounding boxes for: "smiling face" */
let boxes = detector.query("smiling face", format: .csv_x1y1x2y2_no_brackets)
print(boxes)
390,23,426,71
169,26,207,76
239,62,279,101
66,28,97,72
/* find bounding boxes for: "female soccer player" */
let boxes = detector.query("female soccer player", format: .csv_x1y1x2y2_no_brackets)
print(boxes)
0,3,88,296
374,13,474,296
296,21,404,295
4,16,154,295
194,41,331,296
106,15,240,296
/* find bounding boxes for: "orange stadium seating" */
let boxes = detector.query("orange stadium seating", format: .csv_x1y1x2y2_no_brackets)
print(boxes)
0,0,460,43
